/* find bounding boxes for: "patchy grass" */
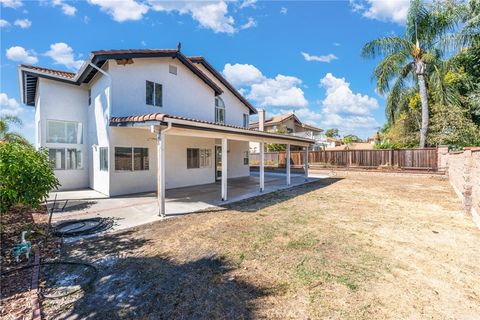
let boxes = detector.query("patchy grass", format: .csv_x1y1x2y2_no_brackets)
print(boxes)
42,172,480,319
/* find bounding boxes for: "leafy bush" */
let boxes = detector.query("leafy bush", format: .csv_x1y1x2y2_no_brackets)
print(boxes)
0,142,59,213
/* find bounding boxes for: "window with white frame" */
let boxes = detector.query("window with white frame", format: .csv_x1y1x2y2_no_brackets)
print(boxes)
47,120,83,144
215,96,225,124
187,148,211,169
114,147,149,171
146,80,162,107
243,151,249,165
200,149,211,167
49,148,82,170
99,147,108,171
49,148,65,170
243,114,249,128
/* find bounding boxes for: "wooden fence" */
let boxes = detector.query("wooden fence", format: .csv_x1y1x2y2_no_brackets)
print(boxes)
250,148,438,172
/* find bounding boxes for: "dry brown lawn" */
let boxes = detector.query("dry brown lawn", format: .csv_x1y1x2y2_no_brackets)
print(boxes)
44,171,480,319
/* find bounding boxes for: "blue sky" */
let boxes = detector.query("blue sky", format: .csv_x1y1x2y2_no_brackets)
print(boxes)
1,0,410,142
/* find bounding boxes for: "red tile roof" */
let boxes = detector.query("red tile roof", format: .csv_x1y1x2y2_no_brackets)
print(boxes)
21,64,76,79
109,113,314,143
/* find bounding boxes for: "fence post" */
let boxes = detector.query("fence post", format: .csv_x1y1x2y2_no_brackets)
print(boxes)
462,149,473,214
390,149,394,167
348,150,352,168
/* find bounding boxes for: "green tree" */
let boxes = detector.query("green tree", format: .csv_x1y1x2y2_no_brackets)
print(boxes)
361,0,458,147
325,128,340,138
0,142,59,213
0,115,30,145
342,135,362,144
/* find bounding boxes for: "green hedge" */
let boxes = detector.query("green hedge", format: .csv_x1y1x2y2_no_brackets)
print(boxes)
0,142,59,213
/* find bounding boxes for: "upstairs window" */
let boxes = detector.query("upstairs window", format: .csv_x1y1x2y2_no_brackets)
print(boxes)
47,120,83,144
215,96,225,124
243,114,249,128
88,89,91,106
146,80,162,107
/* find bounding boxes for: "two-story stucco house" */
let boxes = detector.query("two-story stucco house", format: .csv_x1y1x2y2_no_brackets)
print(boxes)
249,111,324,152
18,48,312,215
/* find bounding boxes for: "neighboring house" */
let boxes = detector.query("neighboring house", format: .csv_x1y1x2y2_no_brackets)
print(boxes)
18,48,312,214
327,142,374,150
249,112,324,152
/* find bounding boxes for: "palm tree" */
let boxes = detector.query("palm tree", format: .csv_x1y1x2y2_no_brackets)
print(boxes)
0,115,30,145
361,0,458,147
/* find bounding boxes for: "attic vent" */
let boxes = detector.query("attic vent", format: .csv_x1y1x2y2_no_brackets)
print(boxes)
169,65,177,75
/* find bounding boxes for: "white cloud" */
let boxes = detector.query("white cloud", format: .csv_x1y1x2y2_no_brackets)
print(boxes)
44,42,83,70
333,42,341,46
301,52,338,63
280,7,287,15
88,0,148,22
0,92,23,116
320,73,378,115
52,0,77,16
6,46,38,64
223,63,307,109
0,19,10,27
14,18,31,28
248,75,308,108
240,17,256,30
223,63,265,87
0,0,23,9
239,0,256,9
318,73,379,134
350,0,409,25
149,0,236,34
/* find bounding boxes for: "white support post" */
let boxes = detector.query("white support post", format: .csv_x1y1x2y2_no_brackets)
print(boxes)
286,144,291,185
157,130,166,217
304,145,309,181
221,138,228,201
260,142,265,192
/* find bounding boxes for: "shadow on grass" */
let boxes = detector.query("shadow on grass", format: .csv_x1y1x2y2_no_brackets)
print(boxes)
223,177,342,213
53,231,268,319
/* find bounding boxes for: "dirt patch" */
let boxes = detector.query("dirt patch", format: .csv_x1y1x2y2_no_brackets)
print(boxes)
1,206,61,319
42,173,480,319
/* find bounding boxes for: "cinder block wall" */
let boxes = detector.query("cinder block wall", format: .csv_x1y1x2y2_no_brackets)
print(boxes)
442,147,480,228
472,151,480,226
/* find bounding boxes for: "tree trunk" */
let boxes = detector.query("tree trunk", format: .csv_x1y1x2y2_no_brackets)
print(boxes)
416,61,429,148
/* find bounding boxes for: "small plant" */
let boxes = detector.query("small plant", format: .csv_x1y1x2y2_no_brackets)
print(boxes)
0,142,60,213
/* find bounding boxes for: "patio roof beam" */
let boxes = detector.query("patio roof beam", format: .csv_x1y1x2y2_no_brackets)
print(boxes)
221,138,228,201
260,142,265,192
286,144,291,186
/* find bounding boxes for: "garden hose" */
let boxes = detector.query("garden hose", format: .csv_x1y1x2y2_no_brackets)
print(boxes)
1,260,98,299
52,217,113,237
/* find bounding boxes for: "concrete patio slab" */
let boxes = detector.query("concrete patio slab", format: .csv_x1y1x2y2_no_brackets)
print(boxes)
48,172,327,236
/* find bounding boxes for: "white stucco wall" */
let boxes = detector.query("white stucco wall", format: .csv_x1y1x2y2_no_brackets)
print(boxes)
87,66,111,195
37,78,89,190
194,63,251,127
108,127,250,195
109,127,157,196
165,135,216,189
109,58,217,123
227,140,250,178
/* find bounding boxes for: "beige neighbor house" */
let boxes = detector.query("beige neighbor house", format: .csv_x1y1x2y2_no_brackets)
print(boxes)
18,48,314,216
249,111,324,152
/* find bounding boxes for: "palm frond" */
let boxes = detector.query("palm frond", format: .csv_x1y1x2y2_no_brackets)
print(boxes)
361,37,413,59
373,51,411,94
